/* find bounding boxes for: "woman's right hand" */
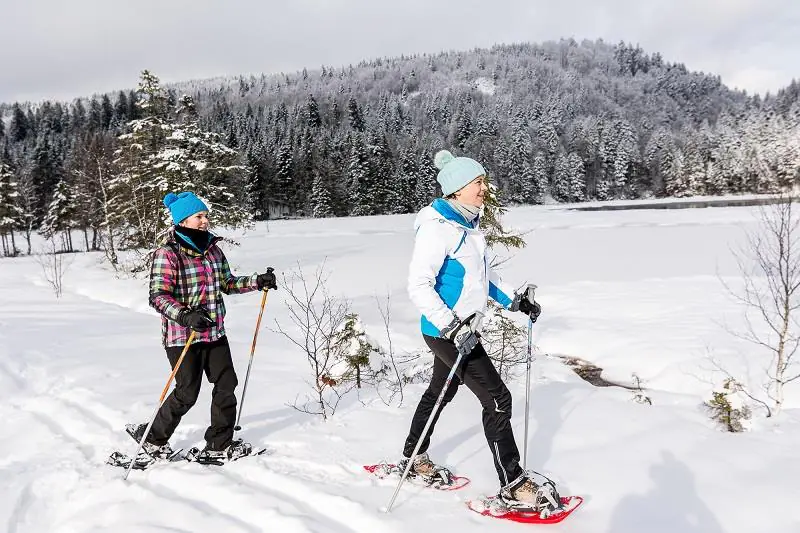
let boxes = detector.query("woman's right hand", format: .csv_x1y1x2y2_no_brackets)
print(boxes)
441,314,480,356
178,307,214,331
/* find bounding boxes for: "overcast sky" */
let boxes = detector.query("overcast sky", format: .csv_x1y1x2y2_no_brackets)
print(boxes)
1,0,798,104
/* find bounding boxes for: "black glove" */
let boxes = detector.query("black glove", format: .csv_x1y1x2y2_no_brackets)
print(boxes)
511,284,542,323
256,267,277,290
519,299,541,322
177,307,214,331
440,314,480,356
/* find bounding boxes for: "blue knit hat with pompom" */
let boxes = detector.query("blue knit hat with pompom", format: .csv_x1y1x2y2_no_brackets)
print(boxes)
434,150,486,196
163,192,209,224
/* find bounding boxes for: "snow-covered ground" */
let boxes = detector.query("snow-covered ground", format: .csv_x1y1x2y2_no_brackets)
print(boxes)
2,203,799,533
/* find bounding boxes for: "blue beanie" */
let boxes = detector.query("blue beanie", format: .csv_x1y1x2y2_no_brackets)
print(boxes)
434,150,486,196
163,191,209,224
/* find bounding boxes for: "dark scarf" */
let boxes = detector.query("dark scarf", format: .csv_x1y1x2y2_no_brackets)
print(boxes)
174,225,213,253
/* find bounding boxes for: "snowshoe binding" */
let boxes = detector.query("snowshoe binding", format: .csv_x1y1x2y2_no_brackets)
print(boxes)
106,423,183,470
185,438,263,465
496,471,564,518
125,423,178,460
395,452,459,488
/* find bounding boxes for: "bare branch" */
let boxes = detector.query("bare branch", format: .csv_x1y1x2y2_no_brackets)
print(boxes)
274,260,353,420
720,194,800,416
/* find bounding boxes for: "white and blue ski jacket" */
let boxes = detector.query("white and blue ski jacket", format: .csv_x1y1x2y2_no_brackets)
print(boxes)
407,198,517,337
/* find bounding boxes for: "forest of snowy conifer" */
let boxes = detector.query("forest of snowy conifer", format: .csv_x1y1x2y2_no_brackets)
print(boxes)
1,38,799,258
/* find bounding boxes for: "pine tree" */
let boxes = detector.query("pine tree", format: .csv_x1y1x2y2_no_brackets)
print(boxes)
114,91,130,126
29,134,64,219
70,100,86,133
681,138,705,197
531,153,548,204
0,161,22,256
395,145,418,213
347,135,371,216
348,97,365,132
113,71,252,260
454,108,472,150
101,94,114,130
88,97,103,132
332,313,375,389
507,117,534,203
156,95,253,229
413,150,438,210
9,104,28,142
311,171,334,218
275,141,294,208
567,152,587,202
611,119,637,198
307,94,321,129
367,133,393,214
663,145,687,197
112,70,174,251
41,176,77,251
552,152,570,202
481,179,525,250
480,156,527,380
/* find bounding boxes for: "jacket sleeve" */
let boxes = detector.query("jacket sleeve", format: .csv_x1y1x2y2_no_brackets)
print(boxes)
487,261,517,308
149,247,186,321
217,248,258,295
407,221,457,331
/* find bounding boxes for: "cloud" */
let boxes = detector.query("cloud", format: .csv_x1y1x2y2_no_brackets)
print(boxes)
0,0,797,102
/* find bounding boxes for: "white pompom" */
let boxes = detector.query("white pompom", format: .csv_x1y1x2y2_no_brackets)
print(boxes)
434,150,455,170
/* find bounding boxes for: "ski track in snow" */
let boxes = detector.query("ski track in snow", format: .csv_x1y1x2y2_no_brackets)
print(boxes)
207,469,358,533
132,478,267,533
0,351,391,533
217,466,395,533
7,482,34,533
0,357,26,392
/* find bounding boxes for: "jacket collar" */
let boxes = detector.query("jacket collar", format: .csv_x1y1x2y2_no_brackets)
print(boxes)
430,198,480,229
165,228,222,257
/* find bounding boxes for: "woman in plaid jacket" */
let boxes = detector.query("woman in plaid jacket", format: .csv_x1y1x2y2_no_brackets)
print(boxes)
128,191,277,463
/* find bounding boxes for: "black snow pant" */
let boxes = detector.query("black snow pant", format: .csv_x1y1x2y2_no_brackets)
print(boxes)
403,335,525,487
149,336,239,451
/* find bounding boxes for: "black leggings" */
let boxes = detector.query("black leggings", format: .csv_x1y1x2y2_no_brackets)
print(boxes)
403,335,524,486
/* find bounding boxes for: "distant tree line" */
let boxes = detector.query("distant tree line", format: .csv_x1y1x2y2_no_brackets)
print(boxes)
1,38,798,260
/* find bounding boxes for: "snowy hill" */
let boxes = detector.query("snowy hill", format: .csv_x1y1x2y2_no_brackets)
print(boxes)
1,203,799,533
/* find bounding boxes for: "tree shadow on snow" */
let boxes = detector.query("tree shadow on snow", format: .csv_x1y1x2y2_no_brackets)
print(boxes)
607,450,724,533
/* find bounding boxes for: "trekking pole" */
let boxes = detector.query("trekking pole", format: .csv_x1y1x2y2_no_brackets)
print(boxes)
523,284,537,470
124,330,197,480
385,349,465,512
234,285,270,431
385,313,480,513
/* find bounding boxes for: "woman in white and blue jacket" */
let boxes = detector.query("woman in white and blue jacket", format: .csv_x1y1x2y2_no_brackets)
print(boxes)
400,150,542,504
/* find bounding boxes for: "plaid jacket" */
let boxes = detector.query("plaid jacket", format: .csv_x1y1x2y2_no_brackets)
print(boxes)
149,230,258,347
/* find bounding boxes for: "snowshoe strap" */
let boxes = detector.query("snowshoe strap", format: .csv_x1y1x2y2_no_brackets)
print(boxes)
429,465,455,486
537,481,562,513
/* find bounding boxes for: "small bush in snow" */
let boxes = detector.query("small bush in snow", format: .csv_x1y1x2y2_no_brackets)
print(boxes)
704,378,752,433
631,373,653,405
482,301,528,381
274,263,355,420
331,313,379,389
